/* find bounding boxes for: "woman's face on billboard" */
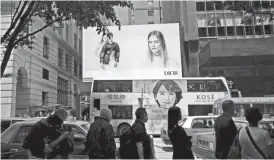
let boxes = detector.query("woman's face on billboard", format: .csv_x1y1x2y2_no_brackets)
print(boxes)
148,35,161,55
156,85,176,109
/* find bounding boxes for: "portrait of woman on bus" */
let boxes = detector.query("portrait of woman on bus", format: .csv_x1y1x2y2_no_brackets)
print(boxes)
152,80,183,109
147,30,179,69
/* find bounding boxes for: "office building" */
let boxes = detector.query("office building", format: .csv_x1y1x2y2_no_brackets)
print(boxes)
1,1,83,117
162,0,274,97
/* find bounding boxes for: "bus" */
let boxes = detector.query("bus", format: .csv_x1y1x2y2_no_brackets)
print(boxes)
90,77,231,136
213,97,274,117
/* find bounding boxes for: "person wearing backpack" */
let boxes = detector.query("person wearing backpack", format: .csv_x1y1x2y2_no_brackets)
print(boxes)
239,107,274,159
120,108,153,159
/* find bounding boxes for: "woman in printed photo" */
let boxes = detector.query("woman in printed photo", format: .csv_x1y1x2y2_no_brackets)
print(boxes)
147,30,179,69
152,80,183,109
148,80,183,131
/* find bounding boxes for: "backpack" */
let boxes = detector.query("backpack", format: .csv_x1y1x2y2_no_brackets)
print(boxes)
119,127,139,159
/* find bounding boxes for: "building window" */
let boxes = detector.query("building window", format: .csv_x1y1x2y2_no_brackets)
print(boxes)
198,27,207,37
215,1,224,10
65,53,70,71
148,22,154,24
148,10,154,16
227,26,235,36
147,0,153,5
42,68,49,80
208,27,216,37
42,91,48,105
196,2,205,11
245,26,254,35
236,26,244,36
255,25,263,35
74,33,77,50
58,21,63,37
58,48,62,68
79,39,82,54
57,77,68,105
43,37,49,59
264,25,273,34
74,60,78,76
79,63,82,79
206,2,214,11
65,23,69,42
218,27,225,36
74,83,77,95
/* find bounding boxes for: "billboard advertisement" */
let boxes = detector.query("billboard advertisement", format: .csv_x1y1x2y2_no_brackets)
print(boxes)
83,23,182,79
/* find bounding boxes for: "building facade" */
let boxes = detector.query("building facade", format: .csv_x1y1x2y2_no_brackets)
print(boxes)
162,0,274,97
110,1,162,25
1,2,83,117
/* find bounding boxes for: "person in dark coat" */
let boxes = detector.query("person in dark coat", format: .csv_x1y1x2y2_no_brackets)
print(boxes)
131,107,153,159
168,106,194,159
22,109,70,159
214,100,237,159
84,108,116,159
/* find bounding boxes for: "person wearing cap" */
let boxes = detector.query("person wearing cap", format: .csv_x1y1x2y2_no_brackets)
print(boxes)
22,109,70,159
131,107,153,159
84,108,116,159
239,107,274,159
214,100,237,159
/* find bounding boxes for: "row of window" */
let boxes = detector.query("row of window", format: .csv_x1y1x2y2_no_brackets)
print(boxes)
93,80,133,92
200,66,274,77
198,25,274,37
93,80,227,93
197,13,273,28
58,48,82,78
93,105,214,120
196,1,274,12
57,77,69,105
58,21,82,54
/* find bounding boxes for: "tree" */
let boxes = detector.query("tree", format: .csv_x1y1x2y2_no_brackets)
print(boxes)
1,1,133,77
222,1,274,24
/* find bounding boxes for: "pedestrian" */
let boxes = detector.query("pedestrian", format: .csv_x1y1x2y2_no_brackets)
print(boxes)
239,107,274,159
131,107,154,159
214,100,237,159
84,108,116,159
168,106,194,159
22,109,71,159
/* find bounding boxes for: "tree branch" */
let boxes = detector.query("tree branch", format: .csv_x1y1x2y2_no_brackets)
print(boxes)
1,1,28,44
1,1,36,77
13,16,64,47
11,0,22,24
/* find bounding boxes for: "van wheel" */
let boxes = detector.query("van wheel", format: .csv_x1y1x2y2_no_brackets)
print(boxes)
117,124,130,136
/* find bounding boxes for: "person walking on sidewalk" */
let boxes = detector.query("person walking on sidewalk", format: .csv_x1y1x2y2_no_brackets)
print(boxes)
84,108,116,159
214,100,237,159
168,106,194,159
239,107,274,159
131,108,154,159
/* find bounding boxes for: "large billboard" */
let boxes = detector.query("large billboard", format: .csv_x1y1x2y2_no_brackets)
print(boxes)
83,23,182,79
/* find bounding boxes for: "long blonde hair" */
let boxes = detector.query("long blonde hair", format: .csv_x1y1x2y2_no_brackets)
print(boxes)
148,30,168,67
